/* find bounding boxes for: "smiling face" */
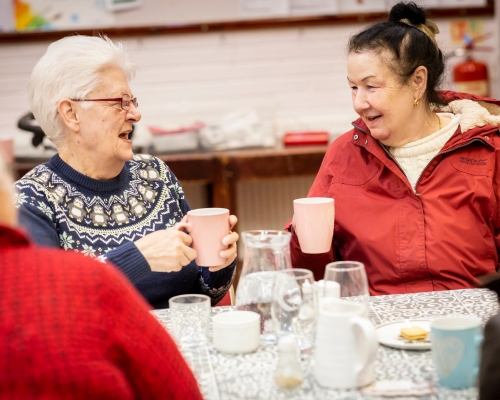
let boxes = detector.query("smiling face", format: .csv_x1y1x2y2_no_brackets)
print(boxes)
73,66,141,175
347,51,417,147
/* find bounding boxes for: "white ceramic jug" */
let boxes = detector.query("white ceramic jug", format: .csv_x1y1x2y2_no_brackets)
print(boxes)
314,298,378,389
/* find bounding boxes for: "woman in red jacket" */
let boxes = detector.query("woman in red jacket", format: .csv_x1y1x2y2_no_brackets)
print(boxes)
0,157,202,399
289,1,500,295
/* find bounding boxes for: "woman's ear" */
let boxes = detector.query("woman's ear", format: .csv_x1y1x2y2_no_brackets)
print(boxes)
412,66,428,101
57,99,80,133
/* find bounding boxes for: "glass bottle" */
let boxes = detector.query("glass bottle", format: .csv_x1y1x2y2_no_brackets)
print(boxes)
235,230,292,344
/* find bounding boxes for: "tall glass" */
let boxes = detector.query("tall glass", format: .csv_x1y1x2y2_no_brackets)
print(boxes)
324,261,370,317
235,230,292,344
271,268,317,352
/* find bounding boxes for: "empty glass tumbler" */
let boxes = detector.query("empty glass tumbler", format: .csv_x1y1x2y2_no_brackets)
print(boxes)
169,294,211,348
324,261,370,317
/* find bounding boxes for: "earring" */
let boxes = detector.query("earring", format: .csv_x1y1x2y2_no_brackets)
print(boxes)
413,98,419,107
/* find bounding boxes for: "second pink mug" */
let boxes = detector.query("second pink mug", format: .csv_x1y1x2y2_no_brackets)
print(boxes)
293,197,334,254
186,208,230,266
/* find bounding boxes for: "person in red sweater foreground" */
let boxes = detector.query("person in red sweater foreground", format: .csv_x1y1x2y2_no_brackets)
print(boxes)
0,155,202,399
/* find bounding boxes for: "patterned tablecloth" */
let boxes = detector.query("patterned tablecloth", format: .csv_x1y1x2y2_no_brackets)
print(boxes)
152,289,499,400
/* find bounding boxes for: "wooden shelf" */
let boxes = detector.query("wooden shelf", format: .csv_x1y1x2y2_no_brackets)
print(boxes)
0,0,494,43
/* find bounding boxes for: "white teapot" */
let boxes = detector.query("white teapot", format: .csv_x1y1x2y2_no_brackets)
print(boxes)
314,298,378,389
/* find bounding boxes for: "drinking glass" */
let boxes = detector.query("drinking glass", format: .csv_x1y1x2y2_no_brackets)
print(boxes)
169,294,211,348
271,268,317,352
324,261,370,317
235,230,292,345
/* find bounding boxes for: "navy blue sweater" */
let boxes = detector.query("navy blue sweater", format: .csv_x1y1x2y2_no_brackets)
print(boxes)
14,154,234,309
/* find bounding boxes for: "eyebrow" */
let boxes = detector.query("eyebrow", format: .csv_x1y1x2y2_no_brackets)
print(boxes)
347,75,376,84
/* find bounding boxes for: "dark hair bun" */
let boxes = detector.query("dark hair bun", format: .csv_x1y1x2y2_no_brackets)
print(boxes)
389,1,426,25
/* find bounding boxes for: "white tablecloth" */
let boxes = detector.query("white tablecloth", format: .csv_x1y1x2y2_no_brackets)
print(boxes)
153,288,499,400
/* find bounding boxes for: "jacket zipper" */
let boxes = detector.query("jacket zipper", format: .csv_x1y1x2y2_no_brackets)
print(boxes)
352,123,490,195
352,124,409,180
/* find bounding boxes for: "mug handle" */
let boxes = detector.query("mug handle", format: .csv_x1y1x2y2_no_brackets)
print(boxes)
351,317,378,380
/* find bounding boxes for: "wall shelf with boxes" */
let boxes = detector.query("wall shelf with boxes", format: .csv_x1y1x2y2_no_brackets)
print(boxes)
0,0,494,43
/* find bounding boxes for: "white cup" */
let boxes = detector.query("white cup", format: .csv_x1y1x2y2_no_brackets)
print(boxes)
314,298,378,389
213,311,260,354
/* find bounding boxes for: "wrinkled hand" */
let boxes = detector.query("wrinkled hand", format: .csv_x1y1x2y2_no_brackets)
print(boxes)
208,215,239,272
135,217,197,273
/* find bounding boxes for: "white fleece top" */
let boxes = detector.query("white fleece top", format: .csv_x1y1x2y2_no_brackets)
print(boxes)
388,113,461,192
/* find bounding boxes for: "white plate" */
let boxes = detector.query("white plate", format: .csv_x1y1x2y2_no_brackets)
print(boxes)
375,320,431,350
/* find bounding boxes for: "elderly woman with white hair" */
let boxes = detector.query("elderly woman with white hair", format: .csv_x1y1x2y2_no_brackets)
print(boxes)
14,35,238,309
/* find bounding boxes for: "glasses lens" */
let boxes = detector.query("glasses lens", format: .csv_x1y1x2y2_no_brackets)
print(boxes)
131,98,138,108
121,95,130,110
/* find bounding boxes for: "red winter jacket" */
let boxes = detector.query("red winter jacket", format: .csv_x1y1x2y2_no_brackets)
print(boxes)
0,224,203,400
288,91,500,295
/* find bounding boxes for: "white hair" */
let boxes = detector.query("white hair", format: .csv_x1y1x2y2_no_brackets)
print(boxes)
28,35,136,147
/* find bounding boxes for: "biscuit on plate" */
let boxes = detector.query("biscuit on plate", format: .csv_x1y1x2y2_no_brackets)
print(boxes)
400,326,427,341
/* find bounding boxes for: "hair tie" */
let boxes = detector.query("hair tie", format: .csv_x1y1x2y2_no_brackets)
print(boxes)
399,18,440,48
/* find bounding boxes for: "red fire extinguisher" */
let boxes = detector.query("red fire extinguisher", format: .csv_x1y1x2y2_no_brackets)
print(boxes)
453,53,489,97
452,33,492,97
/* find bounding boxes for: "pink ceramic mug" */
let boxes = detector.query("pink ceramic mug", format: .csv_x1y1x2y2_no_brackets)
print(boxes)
293,197,334,254
186,208,230,266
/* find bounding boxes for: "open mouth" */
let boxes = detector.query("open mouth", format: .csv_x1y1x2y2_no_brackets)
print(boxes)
119,131,131,141
366,115,381,122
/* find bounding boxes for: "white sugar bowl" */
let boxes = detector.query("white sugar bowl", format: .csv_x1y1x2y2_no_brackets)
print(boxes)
212,311,260,354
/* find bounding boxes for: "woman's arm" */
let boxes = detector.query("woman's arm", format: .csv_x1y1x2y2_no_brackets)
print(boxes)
15,188,60,248
287,223,334,281
15,182,152,283
174,174,237,305
198,260,236,305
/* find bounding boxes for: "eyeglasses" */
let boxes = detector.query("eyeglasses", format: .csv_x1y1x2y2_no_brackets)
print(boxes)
71,94,138,110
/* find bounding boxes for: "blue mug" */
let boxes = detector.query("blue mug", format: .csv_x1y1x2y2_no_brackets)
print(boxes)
431,316,483,389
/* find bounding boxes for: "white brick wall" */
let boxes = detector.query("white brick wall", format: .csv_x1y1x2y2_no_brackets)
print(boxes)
1,14,498,155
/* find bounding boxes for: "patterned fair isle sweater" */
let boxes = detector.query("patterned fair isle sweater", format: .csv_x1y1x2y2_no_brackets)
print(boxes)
14,153,234,309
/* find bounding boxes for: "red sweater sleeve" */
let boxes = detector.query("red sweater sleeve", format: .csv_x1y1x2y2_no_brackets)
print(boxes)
98,267,203,400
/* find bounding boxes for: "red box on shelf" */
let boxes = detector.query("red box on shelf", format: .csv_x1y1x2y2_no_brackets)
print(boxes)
283,131,329,146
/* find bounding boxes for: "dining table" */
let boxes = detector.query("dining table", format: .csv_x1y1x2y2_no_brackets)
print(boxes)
152,288,499,400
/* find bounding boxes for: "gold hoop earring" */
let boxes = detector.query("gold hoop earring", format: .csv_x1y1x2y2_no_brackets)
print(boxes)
413,98,419,107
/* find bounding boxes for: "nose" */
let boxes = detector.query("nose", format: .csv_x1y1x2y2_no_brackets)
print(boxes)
352,89,368,115
126,102,141,123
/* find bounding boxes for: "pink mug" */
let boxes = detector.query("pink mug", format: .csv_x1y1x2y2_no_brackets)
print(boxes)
186,208,230,266
293,197,334,254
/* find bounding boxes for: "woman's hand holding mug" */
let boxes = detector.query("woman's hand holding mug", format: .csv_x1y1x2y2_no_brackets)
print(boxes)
135,218,197,273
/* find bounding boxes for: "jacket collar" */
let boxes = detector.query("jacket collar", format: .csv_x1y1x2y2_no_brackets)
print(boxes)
0,225,31,249
437,90,500,107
